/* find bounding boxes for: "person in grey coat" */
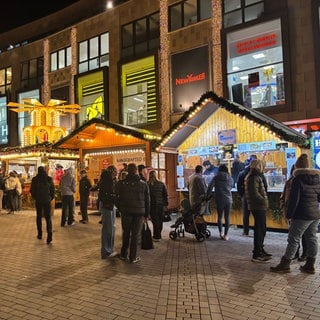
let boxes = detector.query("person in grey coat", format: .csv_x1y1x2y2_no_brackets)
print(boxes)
207,164,233,240
59,168,76,226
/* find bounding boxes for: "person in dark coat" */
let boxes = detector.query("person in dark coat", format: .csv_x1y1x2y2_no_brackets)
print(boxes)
30,166,55,244
148,170,168,241
207,164,233,240
245,159,271,263
270,154,320,274
115,163,150,263
231,155,244,188
99,166,118,259
79,169,92,224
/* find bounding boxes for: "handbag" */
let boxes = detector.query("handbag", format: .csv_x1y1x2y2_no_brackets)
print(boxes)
163,211,172,222
141,221,153,250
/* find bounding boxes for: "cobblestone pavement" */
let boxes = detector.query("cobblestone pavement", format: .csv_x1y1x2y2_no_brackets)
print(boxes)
0,208,319,320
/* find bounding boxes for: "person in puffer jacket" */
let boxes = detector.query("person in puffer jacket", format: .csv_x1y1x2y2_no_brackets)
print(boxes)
115,163,150,263
245,159,271,263
270,154,320,274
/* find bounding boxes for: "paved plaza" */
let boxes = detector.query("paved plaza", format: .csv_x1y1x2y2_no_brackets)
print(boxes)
0,208,319,320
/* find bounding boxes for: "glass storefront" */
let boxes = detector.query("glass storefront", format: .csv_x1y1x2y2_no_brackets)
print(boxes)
121,55,157,126
227,19,285,109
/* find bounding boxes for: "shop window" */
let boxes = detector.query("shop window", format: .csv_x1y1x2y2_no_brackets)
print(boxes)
223,0,264,28
226,19,285,109
121,12,160,59
0,67,12,96
121,56,157,126
20,57,43,89
0,97,8,144
50,47,71,72
151,152,166,184
169,0,212,32
77,70,106,125
17,90,39,145
78,33,109,74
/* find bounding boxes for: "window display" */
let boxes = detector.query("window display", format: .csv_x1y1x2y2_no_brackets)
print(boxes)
227,19,285,108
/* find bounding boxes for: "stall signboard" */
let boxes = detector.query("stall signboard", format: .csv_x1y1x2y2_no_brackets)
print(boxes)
113,152,145,168
218,129,236,145
237,141,276,152
187,146,219,156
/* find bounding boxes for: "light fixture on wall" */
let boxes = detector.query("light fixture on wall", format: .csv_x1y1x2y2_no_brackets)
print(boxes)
106,1,113,9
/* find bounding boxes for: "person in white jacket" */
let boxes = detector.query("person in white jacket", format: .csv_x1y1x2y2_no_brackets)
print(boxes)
5,171,21,214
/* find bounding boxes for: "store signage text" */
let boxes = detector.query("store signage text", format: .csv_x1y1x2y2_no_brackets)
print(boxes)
175,72,206,86
236,33,277,55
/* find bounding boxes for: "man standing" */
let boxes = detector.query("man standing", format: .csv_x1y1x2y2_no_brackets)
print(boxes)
189,165,207,209
0,168,5,213
115,163,150,263
79,170,92,224
30,166,55,244
60,168,76,226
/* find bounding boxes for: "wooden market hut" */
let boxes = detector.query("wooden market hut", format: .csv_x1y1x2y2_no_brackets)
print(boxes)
53,118,161,194
155,91,310,230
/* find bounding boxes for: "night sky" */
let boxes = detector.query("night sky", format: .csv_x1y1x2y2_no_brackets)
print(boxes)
0,0,79,33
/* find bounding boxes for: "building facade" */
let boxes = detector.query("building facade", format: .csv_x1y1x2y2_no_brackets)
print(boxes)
0,0,319,207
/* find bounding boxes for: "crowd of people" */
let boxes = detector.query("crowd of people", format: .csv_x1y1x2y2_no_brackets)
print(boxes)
5,152,320,273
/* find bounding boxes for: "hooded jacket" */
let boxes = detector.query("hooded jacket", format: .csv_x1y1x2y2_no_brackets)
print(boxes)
115,173,150,217
207,171,233,207
59,168,76,196
286,168,320,220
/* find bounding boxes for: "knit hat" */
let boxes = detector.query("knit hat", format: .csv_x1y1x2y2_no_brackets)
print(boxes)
295,153,309,169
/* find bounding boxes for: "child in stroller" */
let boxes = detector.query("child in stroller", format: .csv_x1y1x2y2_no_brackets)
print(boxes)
169,197,211,242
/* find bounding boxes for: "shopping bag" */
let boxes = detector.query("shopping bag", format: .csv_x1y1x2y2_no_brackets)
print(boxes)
141,221,153,250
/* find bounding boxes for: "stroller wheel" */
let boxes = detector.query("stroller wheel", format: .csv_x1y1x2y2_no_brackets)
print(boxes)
169,230,178,240
196,233,205,242
205,229,211,238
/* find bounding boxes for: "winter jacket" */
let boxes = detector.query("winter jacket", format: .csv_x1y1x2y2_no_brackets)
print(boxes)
98,171,116,210
244,169,268,211
79,176,92,197
30,173,55,204
148,180,168,206
5,176,22,194
286,168,320,220
279,176,294,215
115,173,150,217
59,169,76,196
207,171,233,207
238,166,268,197
188,173,207,208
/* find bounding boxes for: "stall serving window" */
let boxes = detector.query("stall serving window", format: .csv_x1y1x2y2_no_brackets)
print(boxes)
78,33,109,74
226,19,285,109
121,55,157,126
223,0,264,28
151,152,166,184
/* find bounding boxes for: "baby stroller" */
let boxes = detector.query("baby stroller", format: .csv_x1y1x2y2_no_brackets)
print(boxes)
169,199,211,242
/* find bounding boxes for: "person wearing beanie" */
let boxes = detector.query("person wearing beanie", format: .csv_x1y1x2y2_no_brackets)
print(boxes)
270,153,320,274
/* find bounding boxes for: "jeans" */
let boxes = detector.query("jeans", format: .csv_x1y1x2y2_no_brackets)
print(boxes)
150,204,163,239
284,219,319,260
242,197,251,235
100,203,116,257
120,213,144,261
61,195,74,226
217,203,231,236
36,201,52,236
80,194,89,221
252,210,267,257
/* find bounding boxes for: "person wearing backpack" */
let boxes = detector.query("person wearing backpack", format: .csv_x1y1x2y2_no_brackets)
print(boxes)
30,166,55,244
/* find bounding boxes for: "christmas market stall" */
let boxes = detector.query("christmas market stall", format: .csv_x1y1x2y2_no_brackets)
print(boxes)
155,91,310,230
53,117,161,209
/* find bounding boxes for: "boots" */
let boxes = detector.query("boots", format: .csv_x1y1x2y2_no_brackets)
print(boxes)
270,256,291,273
47,232,52,244
300,257,316,274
